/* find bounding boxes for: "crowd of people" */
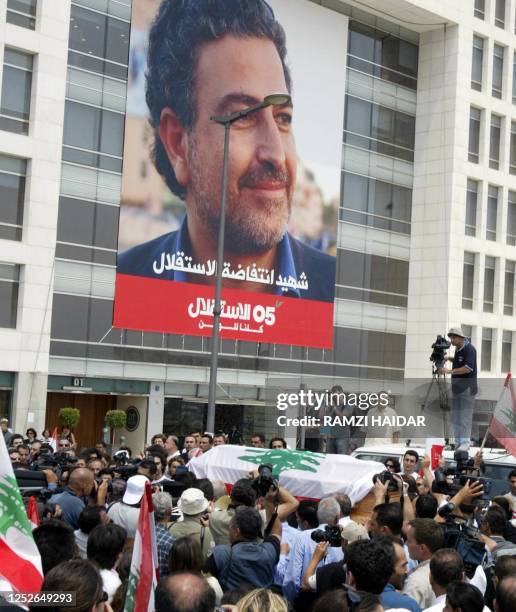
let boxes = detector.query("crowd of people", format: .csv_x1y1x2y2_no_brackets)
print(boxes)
2,419,516,612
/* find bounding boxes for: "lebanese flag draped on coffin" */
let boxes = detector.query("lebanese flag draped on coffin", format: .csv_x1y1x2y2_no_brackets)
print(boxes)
188,445,384,504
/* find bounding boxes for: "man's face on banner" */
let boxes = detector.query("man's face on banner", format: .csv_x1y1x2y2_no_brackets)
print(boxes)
163,35,296,255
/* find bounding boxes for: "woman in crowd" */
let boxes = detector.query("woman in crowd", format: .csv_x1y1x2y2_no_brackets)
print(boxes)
168,536,222,604
25,428,38,444
59,425,77,450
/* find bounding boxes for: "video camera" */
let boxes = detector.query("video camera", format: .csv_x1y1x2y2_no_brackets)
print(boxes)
433,449,490,508
310,524,342,547
372,470,398,493
251,464,278,497
430,334,451,369
438,503,486,577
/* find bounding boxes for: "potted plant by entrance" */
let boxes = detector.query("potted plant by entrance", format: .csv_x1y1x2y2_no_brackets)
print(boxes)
104,409,127,447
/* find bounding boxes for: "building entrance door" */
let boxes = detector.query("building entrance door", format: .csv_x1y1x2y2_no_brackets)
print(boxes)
46,392,116,448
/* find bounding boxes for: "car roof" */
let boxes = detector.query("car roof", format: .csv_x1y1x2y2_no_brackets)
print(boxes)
351,444,516,465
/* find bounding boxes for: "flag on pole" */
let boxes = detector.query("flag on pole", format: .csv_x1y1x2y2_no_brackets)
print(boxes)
123,481,159,612
488,373,516,457
26,496,40,530
50,427,59,452
0,434,43,594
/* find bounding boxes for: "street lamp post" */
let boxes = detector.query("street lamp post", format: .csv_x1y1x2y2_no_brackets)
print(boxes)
206,93,291,434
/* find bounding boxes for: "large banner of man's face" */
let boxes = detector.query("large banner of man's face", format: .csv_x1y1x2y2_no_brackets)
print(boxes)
113,0,347,348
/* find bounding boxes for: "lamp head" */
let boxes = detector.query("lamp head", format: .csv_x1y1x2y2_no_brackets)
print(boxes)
264,93,291,107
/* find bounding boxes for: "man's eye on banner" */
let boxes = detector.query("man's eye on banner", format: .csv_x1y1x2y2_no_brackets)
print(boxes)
113,0,347,348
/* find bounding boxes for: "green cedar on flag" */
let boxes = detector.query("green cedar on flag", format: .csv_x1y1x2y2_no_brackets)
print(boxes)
0,434,43,593
124,481,158,612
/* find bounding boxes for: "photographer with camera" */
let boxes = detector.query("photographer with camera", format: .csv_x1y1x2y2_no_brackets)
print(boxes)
437,327,478,450
202,493,282,591
282,497,344,602
49,467,108,530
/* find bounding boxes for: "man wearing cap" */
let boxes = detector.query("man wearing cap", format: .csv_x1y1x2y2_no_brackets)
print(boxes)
169,488,214,561
107,474,148,539
438,327,478,450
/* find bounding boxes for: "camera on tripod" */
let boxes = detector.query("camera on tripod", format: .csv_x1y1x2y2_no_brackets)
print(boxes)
430,334,451,369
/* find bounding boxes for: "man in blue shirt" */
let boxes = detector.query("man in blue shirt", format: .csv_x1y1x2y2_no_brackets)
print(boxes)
282,497,343,601
203,505,281,591
49,467,99,530
381,540,421,612
439,327,478,450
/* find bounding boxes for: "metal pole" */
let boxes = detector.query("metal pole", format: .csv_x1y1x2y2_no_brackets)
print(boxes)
207,122,230,433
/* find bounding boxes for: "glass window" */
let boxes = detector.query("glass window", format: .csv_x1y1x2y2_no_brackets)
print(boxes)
489,114,501,170
6,0,36,29
510,122,516,175
341,172,412,234
62,100,124,172
492,44,504,98
0,155,26,241
481,328,493,371
0,49,33,134
484,256,496,313
57,196,119,250
469,107,481,163
344,96,415,162
495,0,505,28
463,252,475,310
486,185,498,241
504,261,514,315
68,5,130,79
465,179,478,237
502,330,512,373
474,0,485,19
0,263,19,328
471,36,484,91
347,21,418,90
508,191,516,245
336,249,409,307
462,324,473,340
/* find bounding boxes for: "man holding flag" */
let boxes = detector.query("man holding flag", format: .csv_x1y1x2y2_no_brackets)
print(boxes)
124,480,159,612
0,432,43,597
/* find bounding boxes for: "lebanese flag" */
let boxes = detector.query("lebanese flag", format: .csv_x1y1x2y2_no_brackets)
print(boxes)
489,373,516,457
123,481,159,612
0,435,43,593
188,445,385,504
26,496,40,530
50,426,59,451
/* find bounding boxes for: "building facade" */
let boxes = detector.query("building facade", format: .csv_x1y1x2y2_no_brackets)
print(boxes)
0,0,514,448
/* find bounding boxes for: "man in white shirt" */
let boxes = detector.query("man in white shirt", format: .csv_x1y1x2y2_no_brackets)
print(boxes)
87,522,126,603
403,519,444,609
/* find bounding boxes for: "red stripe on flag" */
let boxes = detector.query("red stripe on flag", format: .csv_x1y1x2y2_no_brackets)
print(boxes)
134,482,154,612
0,538,43,593
490,417,516,457
26,496,40,528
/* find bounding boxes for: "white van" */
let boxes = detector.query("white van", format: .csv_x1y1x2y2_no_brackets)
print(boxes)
351,443,516,497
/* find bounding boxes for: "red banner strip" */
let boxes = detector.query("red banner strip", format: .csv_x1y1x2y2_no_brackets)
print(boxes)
113,274,334,348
